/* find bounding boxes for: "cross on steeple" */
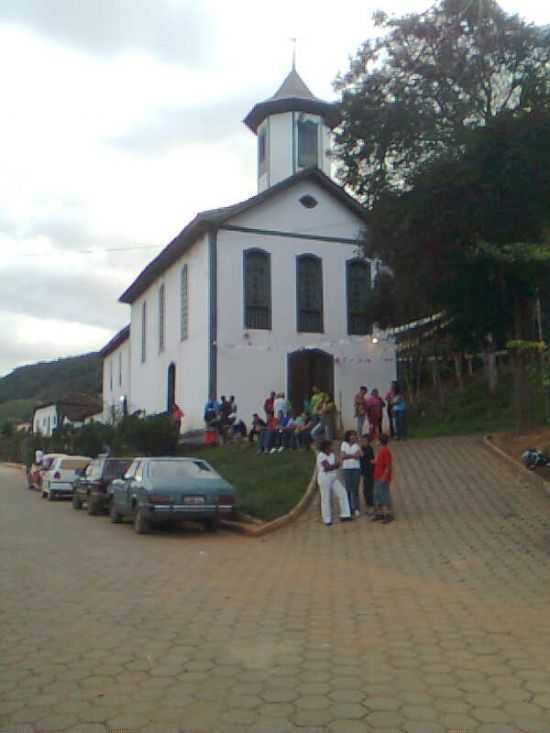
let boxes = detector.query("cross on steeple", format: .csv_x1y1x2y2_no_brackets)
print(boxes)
290,37,296,70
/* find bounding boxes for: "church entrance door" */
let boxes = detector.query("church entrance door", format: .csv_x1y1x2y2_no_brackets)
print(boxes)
287,349,334,415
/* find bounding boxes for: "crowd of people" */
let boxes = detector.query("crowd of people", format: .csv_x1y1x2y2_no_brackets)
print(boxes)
202,383,403,526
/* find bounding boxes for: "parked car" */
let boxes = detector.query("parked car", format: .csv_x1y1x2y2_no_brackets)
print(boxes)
28,453,67,491
42,455,92,501
109,456,235,534
72,457,133,515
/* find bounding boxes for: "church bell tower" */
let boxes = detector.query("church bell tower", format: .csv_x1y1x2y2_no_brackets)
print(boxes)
244,67,340,193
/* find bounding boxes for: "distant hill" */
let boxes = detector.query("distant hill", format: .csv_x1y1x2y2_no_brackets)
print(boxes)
0,353,101,422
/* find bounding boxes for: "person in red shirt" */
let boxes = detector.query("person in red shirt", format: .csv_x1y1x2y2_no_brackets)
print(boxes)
372,434,394,524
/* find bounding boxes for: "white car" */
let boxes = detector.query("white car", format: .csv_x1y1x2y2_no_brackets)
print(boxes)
42,455,92,501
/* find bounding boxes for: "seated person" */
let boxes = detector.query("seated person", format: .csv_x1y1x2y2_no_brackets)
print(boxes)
295,412,314,448
248,413,267,444
258,415,280,454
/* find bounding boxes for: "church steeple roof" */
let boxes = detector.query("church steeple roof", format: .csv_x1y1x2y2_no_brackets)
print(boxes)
272,68,316,100
243,67,340,134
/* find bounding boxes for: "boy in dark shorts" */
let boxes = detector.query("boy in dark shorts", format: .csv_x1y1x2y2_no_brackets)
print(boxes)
372,434,394,524
359,434,375,515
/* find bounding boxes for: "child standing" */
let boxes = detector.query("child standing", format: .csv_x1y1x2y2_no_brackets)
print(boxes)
359,434,375,515
372,434,394,524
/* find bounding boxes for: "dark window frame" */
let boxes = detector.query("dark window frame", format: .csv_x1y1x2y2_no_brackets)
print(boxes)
296,254,324,333
346,258,372,335
141,300,147,363
243,248,272,330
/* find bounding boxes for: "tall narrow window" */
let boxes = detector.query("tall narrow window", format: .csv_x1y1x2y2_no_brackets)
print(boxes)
297,254,323,333
109,359,113,392
118,351,122,386
297,119,318,168
141,300,147,363
258,127,267,174
244,249,271,330
347,259,372,335
180,265,189,341
158,284,165,353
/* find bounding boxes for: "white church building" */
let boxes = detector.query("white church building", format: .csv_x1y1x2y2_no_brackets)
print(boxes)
102,68,396,432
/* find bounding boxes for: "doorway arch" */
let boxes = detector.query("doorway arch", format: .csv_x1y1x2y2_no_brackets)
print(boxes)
287,349,334,414
167,362,176,414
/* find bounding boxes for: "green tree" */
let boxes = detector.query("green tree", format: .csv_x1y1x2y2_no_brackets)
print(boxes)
334,0,550,207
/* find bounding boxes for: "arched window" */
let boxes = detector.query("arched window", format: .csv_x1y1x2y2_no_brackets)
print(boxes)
244,249,271,330
297,254,323,333
158,284,165,353
180,264,189,341
297,119,318,168
346,259,372,335
141,300,147,363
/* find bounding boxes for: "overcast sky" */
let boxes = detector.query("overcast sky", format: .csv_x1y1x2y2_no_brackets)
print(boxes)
1,0,549,378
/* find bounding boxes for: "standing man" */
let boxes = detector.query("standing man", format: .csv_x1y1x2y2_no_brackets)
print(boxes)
264,391,276,421
372,434,394,524
354,386,368,436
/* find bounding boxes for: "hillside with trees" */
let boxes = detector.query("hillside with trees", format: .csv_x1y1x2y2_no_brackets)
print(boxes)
0,353,101,423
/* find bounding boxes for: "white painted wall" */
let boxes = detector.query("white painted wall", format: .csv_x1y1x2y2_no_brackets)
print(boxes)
258,112,332,192
217,179,396,429
128,234,210,431
101,339,131,422
32,405,58,436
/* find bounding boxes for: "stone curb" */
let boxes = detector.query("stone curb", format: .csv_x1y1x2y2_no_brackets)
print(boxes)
482,434,550,499
221,463,318,538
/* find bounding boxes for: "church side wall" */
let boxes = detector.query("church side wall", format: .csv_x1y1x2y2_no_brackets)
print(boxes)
101,340,131,422
216,181,396,429
129,234,210,431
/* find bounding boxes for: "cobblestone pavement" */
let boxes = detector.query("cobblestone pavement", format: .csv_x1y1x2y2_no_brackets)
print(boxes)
2,437,550,733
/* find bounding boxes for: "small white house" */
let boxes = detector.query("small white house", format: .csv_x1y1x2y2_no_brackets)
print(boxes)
105,68,396,432
99,324,131,422
32,397,102,436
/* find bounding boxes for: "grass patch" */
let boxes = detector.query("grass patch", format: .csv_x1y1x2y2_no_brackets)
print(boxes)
180,443,315,521
408,371,547,438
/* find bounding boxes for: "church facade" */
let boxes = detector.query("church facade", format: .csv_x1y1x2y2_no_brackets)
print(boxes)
102,69,396,431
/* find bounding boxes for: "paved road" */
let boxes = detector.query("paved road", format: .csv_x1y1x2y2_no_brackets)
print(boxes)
2,437,550,733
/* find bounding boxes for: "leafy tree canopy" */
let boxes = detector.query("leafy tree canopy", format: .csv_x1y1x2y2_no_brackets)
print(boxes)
364,110,550,346
334,0,550,206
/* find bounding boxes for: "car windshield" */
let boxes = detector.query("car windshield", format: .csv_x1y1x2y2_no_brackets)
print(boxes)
147,460,217,481
104,460,132,480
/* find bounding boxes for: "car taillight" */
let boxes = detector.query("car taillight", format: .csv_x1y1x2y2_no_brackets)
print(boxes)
53,471,61,479
219,495,234,505
149,495,171,504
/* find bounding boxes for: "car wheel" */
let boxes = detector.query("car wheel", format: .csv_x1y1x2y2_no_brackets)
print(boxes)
72,492,82,510
87,496,98,516
134,508,150,535
110,503,123,524
203,517,220,532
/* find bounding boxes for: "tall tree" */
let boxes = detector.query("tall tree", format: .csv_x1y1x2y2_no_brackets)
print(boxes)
334,0,550,207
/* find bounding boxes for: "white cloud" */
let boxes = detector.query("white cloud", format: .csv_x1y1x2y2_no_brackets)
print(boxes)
0,0,549,377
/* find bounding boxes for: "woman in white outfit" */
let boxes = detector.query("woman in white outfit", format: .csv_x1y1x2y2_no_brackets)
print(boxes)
317,440,352,526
